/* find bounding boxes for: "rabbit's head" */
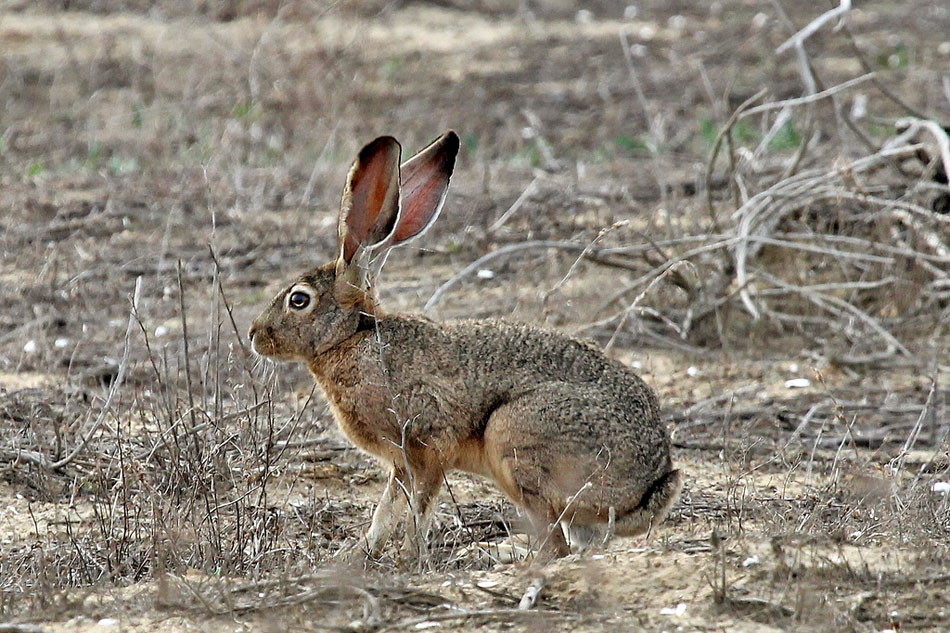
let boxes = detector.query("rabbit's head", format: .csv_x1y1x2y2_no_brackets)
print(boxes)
249,131,459,361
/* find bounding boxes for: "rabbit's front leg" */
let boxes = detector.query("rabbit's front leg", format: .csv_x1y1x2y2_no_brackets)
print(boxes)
399,466,445,560
363,465,410,557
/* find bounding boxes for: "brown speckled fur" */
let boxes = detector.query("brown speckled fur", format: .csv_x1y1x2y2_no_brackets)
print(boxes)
249,133,680,559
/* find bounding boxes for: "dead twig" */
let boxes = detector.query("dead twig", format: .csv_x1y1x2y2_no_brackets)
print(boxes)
518,576,545,610
738,73,875,119
488,176,540,232
0,625,56,633
378,608,572,633
775,0,851,56
704,89,768,229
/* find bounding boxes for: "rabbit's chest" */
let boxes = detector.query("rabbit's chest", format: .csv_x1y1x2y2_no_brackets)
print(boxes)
311,364,474,464
312,366,401,456
308,328,487,463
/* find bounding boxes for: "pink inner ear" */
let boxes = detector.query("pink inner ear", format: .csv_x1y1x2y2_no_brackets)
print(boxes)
392,132,459,245
341,137,401,263
393,169,443,243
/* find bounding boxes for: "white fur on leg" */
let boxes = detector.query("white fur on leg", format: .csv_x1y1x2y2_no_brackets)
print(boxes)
363,470,409,556
560,522,604,554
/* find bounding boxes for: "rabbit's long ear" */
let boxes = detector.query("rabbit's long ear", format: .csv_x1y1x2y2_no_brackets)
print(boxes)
390,131,459,246
337,136,402,265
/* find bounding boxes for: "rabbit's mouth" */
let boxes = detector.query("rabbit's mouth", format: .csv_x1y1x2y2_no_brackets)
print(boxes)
248,331,270,357
248,326,282,359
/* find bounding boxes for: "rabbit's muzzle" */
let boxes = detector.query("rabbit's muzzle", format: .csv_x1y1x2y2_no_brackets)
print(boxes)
248,322,277,357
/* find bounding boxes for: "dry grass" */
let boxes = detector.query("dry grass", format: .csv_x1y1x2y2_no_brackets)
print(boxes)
1,1,949,631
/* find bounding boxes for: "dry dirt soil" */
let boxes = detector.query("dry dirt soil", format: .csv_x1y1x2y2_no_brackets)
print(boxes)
1,1,949,632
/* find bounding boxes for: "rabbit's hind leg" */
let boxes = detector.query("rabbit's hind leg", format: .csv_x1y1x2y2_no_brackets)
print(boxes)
560,521,604,554
523,498,571,559
481,397,575,559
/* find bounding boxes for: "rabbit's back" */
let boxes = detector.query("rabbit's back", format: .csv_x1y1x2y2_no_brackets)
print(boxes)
445,318,659,412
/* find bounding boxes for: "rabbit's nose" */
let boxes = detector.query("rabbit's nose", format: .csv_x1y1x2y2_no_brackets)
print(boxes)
248,322,270,355
248,321,269,343
249,321,276,347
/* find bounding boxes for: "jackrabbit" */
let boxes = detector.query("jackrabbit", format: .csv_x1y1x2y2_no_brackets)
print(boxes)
249,131,681,559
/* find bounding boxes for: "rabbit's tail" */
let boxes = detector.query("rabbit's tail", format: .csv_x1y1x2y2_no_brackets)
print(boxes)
613,468,683,536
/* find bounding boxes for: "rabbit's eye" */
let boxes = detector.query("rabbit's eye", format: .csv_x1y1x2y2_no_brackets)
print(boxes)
288,291,311,310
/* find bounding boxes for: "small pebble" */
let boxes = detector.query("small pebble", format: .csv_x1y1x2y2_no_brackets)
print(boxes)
476,269,495,279
23,340,37,354
851,94,868,120
668,15,686,30
785,378,811,389
932,482,950,494
660,603,687,616
154,325,169,337
638,24,657,40
54,338,70,348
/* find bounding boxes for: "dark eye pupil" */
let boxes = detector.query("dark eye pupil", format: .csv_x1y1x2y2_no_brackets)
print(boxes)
289,292,310,309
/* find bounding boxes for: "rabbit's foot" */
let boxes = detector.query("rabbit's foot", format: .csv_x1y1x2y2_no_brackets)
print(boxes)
453,535,533,566
393,538,429,570
561,522,609,555
334,539,376,567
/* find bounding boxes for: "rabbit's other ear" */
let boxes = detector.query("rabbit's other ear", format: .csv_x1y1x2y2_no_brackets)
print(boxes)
390,131,459,246
338,136,402,265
